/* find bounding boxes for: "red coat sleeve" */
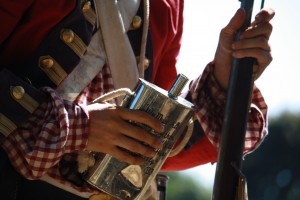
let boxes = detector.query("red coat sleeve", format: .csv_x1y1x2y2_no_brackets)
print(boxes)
0,1,34,44
161,136,218,171
150,1,219,171
0,1,76,67
149,0,183,90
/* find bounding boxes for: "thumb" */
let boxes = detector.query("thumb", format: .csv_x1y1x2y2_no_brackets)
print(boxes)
222,8,245,36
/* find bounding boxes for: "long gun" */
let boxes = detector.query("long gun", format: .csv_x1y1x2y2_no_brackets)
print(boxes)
212,0,264,199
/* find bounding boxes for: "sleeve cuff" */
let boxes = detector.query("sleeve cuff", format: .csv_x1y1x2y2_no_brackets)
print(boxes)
189,62,268,154
189,62,227,147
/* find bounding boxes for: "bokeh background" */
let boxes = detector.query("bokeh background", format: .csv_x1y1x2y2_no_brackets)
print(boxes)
166,0,300,199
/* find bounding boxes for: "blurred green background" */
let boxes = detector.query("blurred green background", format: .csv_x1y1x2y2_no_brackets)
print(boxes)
168,0,300,199
161,112,300,200
177,0,300,117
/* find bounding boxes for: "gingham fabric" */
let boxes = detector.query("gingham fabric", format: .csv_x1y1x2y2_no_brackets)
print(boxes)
190,62,267,154
1,62,267,196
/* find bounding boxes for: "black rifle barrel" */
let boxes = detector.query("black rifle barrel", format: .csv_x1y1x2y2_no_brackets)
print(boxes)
156,174,169,200
212,0,255,199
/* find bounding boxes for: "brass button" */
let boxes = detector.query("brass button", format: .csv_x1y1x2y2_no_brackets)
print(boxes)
12,86,25,100
61,29,75,43
143,57,150,70
82,1,91,13
132,15,142,29
40,57,54,69
136,56,151,70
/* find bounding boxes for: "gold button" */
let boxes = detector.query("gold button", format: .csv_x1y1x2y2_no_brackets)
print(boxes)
82,1,91,13
12,86,25,100
40,57,54,69
143,58,150,70
136,56,151,70
132,15,142,29
62,29,75,43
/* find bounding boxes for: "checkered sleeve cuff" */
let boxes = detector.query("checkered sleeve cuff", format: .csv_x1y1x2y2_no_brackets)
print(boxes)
1,87,89,179
43,87,89,153
189,62,268,154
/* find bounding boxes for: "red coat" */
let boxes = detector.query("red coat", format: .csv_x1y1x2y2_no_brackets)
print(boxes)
0,0,217,172
0,1,178,90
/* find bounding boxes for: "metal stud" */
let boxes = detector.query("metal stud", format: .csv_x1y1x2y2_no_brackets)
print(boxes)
61,29,75,43
132,15,142,29
12,86,25,100
82,1,91,13
136,56,151,70
40,57,54,69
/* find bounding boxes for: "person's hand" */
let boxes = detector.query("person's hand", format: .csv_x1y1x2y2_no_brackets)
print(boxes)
214,8,275,89
86,103,164,165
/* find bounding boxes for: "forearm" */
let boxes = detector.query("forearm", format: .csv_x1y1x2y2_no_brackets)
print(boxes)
1,87,89,179
190,61,268,153
162,61,268,171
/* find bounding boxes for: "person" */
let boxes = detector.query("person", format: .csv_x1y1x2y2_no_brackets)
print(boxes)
0,0,274,200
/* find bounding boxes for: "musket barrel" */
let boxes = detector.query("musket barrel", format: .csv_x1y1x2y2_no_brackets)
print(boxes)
212,0,255,199
156,174,169,200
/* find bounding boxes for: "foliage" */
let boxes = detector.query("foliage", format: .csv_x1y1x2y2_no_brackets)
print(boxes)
164,111,300,200
243,112,300,200
160,171,211,200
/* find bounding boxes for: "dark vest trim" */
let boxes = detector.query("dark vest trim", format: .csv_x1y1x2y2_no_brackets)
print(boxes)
0,69,47,139
127,2,154,82
13,0,96,88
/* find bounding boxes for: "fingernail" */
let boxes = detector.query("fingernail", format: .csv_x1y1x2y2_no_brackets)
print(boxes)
255,14,263,21
157,140,164,149
160,124,165,132
150,150,156,157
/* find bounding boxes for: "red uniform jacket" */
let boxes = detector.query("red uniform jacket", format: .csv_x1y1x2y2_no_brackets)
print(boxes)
0,0,217,174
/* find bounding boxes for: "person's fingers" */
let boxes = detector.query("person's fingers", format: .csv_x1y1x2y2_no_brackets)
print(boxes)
251,8,275,27
86,104,165,157
241,22,273,40
118,107,164,133
109,146,145,165
117,119,163,150
232,48,272,79
217,8,246,56
115,134,157,158
232,36,271,51
231,46,272,80
88,127,158,165
222,8,245,36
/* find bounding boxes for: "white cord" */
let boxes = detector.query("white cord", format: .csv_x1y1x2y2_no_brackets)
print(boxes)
168,116,195,157
91,88,133,103
137,0,150,78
